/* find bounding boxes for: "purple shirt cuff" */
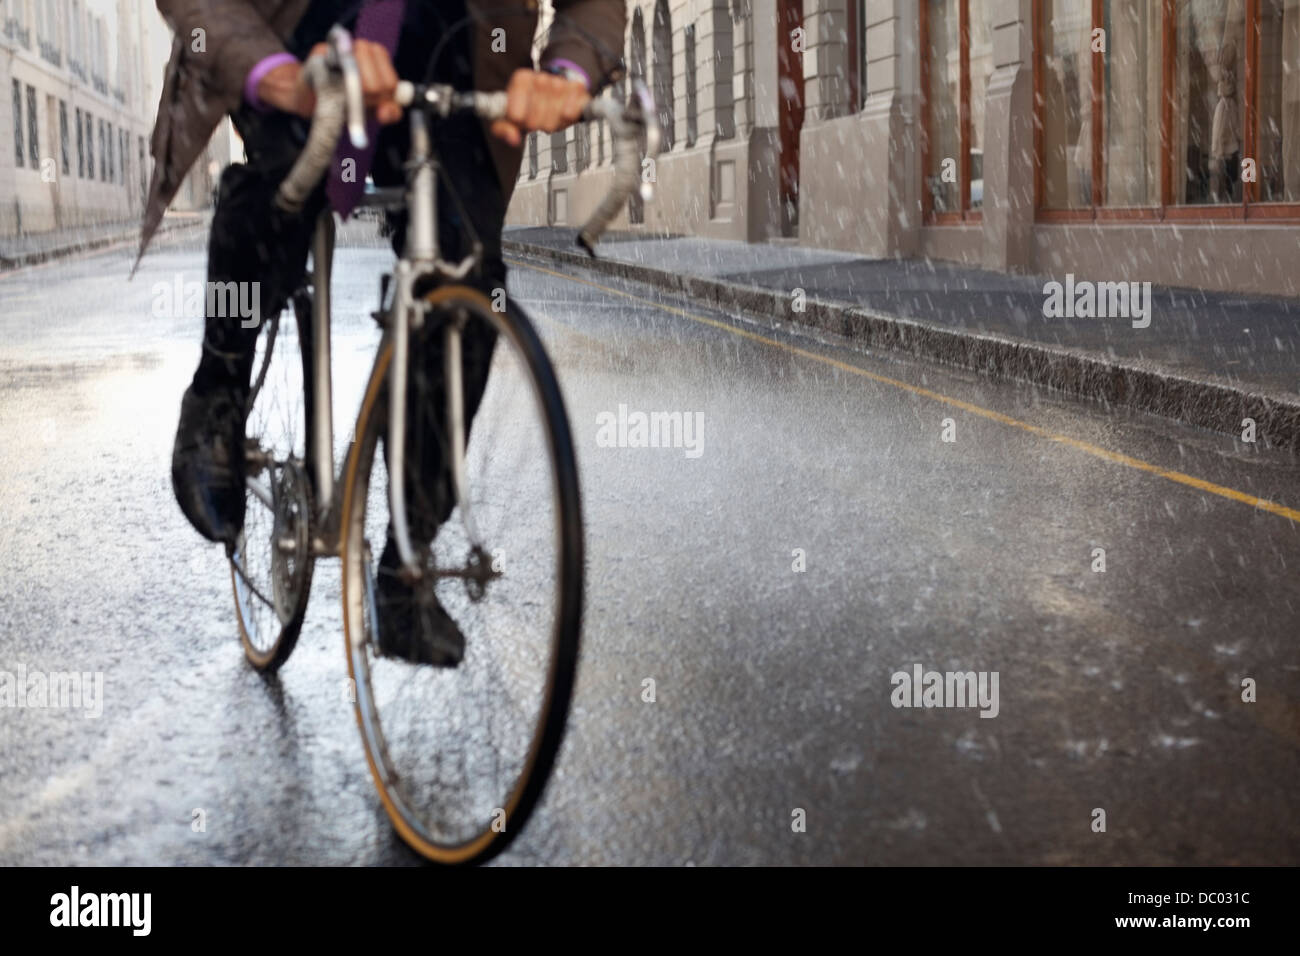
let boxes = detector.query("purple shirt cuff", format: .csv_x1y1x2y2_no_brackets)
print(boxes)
244,52,300,111
543,58,591,91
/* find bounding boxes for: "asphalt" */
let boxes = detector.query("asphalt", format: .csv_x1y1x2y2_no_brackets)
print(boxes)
0,224,1297,865
504,226,1300,450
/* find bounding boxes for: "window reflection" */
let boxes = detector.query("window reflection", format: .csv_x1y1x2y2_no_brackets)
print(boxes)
1041,1,1094,209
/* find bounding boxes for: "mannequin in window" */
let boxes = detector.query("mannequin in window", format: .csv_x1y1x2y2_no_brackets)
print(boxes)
1209,37,1242,202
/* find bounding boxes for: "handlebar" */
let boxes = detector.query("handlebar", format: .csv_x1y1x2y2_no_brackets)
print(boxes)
276,27,365,214
274,27,661,256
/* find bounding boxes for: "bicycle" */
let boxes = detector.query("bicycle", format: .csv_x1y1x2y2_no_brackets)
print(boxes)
226,26,660,864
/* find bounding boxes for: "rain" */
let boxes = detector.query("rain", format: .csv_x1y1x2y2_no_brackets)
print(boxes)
0,0,1296,885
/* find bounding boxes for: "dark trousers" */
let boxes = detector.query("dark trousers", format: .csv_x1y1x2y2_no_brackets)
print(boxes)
195,1,504,534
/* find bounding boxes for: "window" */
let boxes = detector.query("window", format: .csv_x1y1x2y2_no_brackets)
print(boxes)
1039,1,1093,208
1105,0,1161,207
652,0,674,151
12,80,22,168
59,100,69,175
106,120,114,182
1035,0,1300,218
37,0,60,64
26,84,38,168
685,24,697,147
575,121,590,171
119,128,126,186
99,118,106,181
847,0,865,112
5,0,30,46
37,0,51,40
86,111,94,180
924,2,960,213
713,2,736,137
627,7,647,224
527,131,538,178
629,6,647,93
1171,1,1246,205
922,1,993,219
75,106,84,177
139,135,147,205
1257,0,1300,202
550,130,567,173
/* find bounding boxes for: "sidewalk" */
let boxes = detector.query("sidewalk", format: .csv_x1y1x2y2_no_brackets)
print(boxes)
0,211,208,270
503,226,1300,451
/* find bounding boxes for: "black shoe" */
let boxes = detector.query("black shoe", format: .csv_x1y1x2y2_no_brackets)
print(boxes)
172,382,248,545
374,539,465,667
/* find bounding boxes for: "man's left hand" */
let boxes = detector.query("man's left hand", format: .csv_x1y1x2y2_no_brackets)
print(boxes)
491,69,590,147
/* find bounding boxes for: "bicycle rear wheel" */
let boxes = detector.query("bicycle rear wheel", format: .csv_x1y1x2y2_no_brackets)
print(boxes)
340,285,583,864
231,304,316,671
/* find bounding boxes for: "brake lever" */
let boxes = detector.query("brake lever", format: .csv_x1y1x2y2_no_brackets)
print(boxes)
327,25,368,150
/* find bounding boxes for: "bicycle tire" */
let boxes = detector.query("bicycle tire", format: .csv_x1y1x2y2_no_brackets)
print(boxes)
339,285,584,865
231,303,317,673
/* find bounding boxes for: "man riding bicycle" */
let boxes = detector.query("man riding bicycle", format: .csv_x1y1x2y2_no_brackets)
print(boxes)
138,0,625,666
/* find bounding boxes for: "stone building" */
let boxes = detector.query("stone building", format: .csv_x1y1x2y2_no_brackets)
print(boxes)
510,1,1300,297
1,0,227,239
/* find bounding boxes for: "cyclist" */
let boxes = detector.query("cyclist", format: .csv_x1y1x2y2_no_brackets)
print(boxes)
138,1,625,665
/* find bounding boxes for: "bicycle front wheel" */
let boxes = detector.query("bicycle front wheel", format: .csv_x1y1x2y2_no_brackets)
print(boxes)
340,285,583,864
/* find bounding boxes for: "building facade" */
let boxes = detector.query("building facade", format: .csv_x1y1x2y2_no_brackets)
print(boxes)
510,0,1300,297
1,0,227,240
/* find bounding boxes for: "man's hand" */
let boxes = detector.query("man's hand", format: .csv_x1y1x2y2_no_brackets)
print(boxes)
490,69,590,148
256,39,402,125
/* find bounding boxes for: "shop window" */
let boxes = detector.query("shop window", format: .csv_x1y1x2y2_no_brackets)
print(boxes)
1035,0,1300,218
923,1,994,220
1105,1,1162,206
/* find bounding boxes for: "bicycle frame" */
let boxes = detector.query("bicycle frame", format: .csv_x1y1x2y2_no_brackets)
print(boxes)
297,109,475,583
268,27,659,582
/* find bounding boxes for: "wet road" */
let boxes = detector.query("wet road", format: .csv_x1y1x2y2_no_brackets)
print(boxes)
1,225,1298,865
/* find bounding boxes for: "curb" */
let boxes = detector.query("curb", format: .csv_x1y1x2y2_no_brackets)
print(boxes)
503,238,1300,453
0,216,207,272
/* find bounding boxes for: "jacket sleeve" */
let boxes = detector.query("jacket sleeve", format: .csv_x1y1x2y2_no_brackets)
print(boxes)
155,0,287,109
543,0,627,90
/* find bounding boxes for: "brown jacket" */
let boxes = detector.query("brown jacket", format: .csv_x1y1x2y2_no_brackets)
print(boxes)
139,0,625,260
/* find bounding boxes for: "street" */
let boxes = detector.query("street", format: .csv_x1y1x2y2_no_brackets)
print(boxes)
1,225,1297,865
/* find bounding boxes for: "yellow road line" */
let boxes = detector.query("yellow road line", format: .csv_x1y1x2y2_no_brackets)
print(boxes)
509,257,1300,525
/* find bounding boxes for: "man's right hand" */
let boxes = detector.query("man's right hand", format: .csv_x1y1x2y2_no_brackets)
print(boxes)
256,39,402,125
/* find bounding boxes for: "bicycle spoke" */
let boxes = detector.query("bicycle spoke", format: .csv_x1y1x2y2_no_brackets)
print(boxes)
230,551,278,611
343,292,581,861
231,311,314,668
